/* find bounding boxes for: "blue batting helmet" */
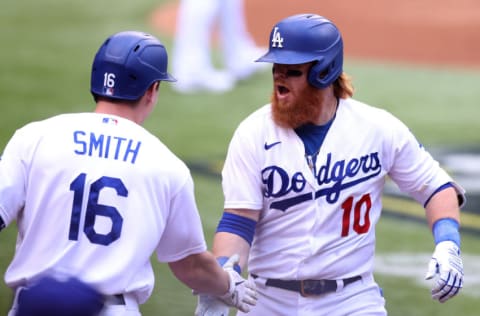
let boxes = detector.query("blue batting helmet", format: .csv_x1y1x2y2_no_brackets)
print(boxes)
90,31,176,101
256,14,343,89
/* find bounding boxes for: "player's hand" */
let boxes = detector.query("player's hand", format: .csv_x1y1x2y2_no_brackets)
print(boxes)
218,254,257,313
195,294,230,316
425,241,464,303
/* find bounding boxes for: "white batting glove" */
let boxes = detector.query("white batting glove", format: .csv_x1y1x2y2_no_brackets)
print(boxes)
425,241,464,303
218,254,257,313
195,294,230,316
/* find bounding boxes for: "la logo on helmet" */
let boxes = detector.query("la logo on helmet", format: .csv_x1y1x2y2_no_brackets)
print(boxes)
271,27,284,48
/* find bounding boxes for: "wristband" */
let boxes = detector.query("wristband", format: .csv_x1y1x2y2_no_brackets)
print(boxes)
432,218,460,247
217,256,242,274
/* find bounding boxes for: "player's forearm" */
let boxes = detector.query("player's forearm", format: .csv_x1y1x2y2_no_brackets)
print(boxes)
169,251,230,296
213,231,251,269
212,208,258,270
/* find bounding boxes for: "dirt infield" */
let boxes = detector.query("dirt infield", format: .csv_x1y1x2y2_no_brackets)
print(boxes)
150,0,480,68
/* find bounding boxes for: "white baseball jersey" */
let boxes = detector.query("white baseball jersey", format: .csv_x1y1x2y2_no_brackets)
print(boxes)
0,113,207,304
222,98,465,280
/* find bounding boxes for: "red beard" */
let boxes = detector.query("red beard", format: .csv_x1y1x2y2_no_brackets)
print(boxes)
271,83,324,129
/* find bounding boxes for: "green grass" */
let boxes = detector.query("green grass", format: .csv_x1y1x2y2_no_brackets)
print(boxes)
1,0,480,315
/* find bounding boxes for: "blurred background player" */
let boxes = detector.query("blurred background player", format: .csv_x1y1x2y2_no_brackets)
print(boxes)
0,30,256,316
171,0,268,93
197,13,466,315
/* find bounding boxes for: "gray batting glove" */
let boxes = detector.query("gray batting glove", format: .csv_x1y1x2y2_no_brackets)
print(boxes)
425,240,464,303
218,254,257,313
195,294,230,316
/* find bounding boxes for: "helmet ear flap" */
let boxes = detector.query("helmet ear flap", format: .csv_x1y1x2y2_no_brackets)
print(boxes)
308,62,328,89
308,57,342,89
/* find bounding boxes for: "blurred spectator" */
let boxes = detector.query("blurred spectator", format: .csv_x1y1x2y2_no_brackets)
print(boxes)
171,0,268,94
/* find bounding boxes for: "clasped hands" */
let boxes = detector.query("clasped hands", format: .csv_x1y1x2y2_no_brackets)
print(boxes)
195,254,257,316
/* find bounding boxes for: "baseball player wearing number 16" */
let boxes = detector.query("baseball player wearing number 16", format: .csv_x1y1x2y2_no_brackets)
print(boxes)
195,13,466,315
0,31,256,316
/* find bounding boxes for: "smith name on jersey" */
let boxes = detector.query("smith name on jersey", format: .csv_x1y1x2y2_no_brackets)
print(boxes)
73,129,142,164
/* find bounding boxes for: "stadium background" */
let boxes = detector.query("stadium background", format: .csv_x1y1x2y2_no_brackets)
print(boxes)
1,0,479,315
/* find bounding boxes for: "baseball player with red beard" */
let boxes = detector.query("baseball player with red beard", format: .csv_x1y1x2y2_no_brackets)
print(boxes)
195,13,466,315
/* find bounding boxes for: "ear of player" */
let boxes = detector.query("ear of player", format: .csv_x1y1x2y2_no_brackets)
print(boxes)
425,240,464,303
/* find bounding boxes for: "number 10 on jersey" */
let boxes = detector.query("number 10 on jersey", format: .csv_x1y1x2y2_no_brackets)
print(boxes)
341,193,372,237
